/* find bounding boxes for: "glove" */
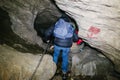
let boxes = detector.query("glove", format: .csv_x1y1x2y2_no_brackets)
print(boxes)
42,37,49,43
76,39,83,45
46,40,50,43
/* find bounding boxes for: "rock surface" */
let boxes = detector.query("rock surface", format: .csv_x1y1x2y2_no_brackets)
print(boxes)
0,0,120,77
0,0,61,49
0,44,56,80
55,0,120,72
0,1,60,80
70,45,113,77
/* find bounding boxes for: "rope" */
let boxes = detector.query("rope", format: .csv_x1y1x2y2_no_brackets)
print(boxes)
29,42,51,80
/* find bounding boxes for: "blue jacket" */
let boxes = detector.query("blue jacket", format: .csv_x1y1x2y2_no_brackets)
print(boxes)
43,25,79,48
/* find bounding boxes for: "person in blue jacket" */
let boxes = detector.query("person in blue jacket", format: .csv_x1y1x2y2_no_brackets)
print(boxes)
43,14,79,79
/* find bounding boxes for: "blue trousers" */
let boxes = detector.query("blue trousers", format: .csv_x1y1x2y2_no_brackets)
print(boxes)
53,45,70,73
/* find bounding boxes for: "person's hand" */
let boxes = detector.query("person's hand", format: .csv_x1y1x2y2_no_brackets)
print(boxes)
50,45,54,50
46,40,50,43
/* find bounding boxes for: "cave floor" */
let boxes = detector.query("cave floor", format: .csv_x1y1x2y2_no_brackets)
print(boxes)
51,70,118,80
50,54,119,80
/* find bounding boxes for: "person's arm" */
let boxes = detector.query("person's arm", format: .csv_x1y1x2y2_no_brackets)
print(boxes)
73,30,79,42
43,26,54,43
73,30,83,45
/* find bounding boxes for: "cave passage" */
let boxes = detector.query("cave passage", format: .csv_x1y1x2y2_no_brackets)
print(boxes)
0,1,120,80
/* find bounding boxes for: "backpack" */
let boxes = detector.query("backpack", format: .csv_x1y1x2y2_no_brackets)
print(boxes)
54,18,74,39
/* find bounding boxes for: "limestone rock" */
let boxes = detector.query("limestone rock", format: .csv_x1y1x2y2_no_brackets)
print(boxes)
0,44,56,80
70,45,113,77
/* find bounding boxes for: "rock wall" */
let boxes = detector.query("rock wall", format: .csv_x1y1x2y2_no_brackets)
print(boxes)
70,45,113,77
54,0,120,72
0,45,56,80
0,0,61,49
0,1,61,79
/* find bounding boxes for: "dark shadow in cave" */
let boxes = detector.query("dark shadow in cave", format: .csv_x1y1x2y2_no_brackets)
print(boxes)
34,0,61,38
0,7,43,53
0,8,12,44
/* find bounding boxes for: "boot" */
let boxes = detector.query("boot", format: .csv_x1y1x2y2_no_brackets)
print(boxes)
62,72,67,80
